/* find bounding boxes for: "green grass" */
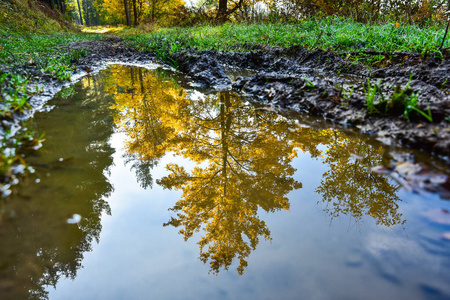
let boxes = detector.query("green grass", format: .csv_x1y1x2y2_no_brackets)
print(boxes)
0,0,76,36
0,0,99,193
0,73,31,116
0,33,99,81
121,18,450,63
0,32,96,191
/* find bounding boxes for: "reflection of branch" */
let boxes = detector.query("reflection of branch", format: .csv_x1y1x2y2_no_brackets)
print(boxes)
192,120,220,131
230,132,257,145
186,168,223,202
227,149,252,173
226,160,252,184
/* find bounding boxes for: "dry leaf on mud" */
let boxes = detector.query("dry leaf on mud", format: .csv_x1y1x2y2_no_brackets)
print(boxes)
442,232,450,240
371,161,449,197
421,209,450,225
370,165,391,173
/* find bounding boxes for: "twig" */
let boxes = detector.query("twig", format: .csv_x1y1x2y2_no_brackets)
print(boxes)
344,50,417,57
3,48,18,62
440,18,450,51
311,30,324,49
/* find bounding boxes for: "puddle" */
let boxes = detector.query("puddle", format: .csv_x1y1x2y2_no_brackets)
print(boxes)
1,65,450,300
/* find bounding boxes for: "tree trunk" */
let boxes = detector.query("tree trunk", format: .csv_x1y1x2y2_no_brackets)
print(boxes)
219,92,231,197
132,0,138,25
83,0,90,26
124,0,131,26
76,0,83,25
151,2,155,20
218,0,227,21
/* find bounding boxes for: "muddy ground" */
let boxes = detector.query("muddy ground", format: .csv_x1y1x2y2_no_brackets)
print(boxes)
6,37,450,160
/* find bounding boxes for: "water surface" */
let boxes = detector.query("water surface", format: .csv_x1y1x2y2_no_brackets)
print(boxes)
1,65,450,300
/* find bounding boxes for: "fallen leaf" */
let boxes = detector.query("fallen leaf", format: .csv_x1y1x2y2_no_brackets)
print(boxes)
422,209,450,225
370,165,391,174
394,161,422,176
442,232,450,240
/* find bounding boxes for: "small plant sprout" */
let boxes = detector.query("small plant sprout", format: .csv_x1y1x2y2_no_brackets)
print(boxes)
363,74,433,122
363,79,384,114
303,77,316,89
343,86,354,100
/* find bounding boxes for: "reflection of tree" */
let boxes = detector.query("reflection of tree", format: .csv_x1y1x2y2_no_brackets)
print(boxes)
110,66,406,274
314,131,404,227
109,66,188,185
158,92,302,275
0,71,115,300
110,69,302,274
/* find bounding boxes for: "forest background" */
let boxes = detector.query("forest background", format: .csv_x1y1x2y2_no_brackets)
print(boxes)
34,0,450,28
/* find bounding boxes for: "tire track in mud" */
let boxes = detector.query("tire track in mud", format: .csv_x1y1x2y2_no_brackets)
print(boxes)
169,46,450,159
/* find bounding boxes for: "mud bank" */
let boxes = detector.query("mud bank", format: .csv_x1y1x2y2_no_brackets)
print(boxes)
0,37,156,140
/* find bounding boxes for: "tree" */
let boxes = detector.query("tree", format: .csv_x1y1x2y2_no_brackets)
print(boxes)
157,91,302,274
124,0,131,26
76,0,84,25
132,0,138,25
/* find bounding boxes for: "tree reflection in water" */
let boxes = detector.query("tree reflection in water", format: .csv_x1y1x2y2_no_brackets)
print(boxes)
111,66,405,275
110,66,302,274
0,71,115,300
314,130,404,227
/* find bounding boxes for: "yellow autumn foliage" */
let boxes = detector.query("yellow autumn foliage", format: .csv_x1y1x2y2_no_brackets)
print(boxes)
105,65,406,274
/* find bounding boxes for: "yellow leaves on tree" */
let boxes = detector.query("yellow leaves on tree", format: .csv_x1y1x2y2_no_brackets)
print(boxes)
101,0,186,25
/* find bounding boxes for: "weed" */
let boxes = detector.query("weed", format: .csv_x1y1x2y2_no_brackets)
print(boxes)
385,74,432,121
363,79,384,114
120,18,450,67
155,49,178,69
441,78,448,90
303,77,316,89
1,73,31,114
363,74,433,122
342,86,354,100
402,91,433,122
